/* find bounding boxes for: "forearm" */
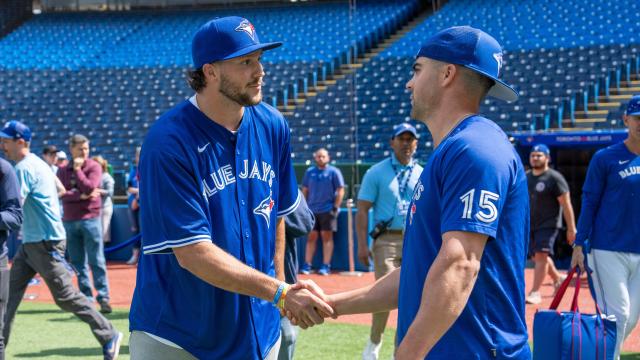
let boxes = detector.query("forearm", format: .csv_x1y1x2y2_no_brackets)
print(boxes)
575,192,599,246
355,211,369,248
175,242,282,302
274,218,285,281
75,169,99,193
562,205,576,231
0,202,22,231
398,257,480,358
334,188,345,208
330,267,400,315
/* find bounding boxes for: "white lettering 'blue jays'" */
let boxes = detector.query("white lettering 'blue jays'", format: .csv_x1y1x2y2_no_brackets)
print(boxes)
202,160,275,198
253,193,275,228
619,166,640,179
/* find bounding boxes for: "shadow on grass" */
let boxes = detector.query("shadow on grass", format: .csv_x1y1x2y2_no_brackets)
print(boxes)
47,311,129,322
13,345,129,358
17,309,65,315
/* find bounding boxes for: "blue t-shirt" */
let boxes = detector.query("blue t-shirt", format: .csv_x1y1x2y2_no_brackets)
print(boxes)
302,165,344,213
575,142,640,253
129,99,300,360
15,153,65,243
358,154,423,230
398,116,530,359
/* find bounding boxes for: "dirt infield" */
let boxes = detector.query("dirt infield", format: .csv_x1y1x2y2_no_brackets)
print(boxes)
21,262,640,352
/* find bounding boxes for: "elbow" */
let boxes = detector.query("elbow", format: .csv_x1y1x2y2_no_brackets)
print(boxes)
453,258,481,283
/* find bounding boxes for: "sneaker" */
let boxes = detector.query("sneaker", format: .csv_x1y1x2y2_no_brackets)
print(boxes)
526,291,542,305
362,339,382,360
103,331,123,360
318,264,331,276
99,299,112,314
300,263,312,275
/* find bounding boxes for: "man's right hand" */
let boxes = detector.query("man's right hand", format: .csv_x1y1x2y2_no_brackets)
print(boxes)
73,157,84,170
358,246,372,267
570,245,585,272
283,285,334,329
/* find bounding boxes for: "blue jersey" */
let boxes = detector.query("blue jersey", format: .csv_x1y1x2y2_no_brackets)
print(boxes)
398,116,530,359
129,99,300,359
575,142,640,253
302,165,344,213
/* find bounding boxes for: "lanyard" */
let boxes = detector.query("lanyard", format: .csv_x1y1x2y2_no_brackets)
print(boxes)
391,158,414,201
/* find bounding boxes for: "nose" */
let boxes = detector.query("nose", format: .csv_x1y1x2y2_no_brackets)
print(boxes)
406,78,413,90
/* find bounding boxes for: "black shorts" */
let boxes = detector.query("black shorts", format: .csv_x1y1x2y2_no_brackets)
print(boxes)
530,228,559,256
313,211,338,232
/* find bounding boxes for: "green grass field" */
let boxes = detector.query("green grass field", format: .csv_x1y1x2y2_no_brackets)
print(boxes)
6,302,640,359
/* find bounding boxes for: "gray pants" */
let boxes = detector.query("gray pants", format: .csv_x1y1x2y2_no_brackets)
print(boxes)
130,331,282,360
3,240,115,346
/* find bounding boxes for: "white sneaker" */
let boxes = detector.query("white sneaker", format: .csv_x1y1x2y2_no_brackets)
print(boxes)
526,291,542,305
362,339,382,360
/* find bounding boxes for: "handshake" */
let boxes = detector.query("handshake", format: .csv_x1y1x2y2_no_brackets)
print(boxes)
277,279,337,329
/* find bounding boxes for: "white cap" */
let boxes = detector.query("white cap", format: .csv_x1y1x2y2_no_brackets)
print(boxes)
56,151,67,160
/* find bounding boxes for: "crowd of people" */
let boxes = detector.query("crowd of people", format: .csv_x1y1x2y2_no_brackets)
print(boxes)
0,15,637,360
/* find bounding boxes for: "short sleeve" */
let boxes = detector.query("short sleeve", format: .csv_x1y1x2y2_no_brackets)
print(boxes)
333,168,345,188
357,168,378,203
439,143,511,239
276,122,301,217
301,169,310,188
553,171,569,197
15,166,33,201
139,146,212,254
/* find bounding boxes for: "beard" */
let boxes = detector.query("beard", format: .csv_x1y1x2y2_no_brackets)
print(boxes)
219,73,261,106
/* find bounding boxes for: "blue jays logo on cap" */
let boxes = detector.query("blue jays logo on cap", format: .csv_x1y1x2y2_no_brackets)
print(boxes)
192,16,282,69
0,120,31,142
416,26,518,102
392,123,418,138
235,20,256,41
626,94,640,116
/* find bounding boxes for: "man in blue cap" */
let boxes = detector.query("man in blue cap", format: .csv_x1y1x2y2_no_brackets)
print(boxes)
572,95,640,359
293,26,531,359
129,16,332,360
525,143,576,305
355,122,422,359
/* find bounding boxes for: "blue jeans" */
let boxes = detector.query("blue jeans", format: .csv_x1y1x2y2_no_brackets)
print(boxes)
64,217,110,302
278,317,298,360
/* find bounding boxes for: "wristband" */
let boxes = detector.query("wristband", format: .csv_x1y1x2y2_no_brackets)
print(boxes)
273,282,287,306
277,284,289,310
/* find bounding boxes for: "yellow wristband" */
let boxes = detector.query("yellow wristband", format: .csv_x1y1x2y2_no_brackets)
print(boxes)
277,284,289,310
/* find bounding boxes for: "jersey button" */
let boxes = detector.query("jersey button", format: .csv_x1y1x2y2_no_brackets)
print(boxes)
241,200,245,206
245,232,249,238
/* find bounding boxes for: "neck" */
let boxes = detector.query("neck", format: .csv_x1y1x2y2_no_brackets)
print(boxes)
317,164,327,169
423,100,478,148
395,155,412,166
16,148,29,163
532,165,548,176
195,90,244,132
624,137,640,155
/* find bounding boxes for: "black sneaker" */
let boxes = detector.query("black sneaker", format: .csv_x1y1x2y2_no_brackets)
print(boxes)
103,331,122,360
99,300,112,314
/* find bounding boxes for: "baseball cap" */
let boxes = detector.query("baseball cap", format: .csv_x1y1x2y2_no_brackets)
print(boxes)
625,94,640,116
531,144,550,156
0,120,31,142
56,151,67,160
416,26,518,102
392,123,419,139
192,16,282,69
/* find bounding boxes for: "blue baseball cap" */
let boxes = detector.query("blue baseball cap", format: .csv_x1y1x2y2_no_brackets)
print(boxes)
416,26,518,102
0,120,31,142
626,94,640,116
392,123,419,139
531,144,550,156
192,16,282,69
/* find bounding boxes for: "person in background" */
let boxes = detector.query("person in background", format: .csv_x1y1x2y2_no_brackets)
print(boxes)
525,144,576,305
572,95,640,360
126,146,141,265
93,156,114,244
41,145,58,173
56,151,68,169
278,189,315,360
58,134,112,314
0,126,22,360
300,148,344,276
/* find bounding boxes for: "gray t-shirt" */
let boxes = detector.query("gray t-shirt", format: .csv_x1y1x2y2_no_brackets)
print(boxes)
526,168,569,231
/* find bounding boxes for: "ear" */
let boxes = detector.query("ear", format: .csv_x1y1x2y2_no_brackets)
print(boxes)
441,64,457,87
203,63,219,81
623,114,629,127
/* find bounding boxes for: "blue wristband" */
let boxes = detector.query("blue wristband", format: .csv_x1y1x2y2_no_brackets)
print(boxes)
273,283,286,305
